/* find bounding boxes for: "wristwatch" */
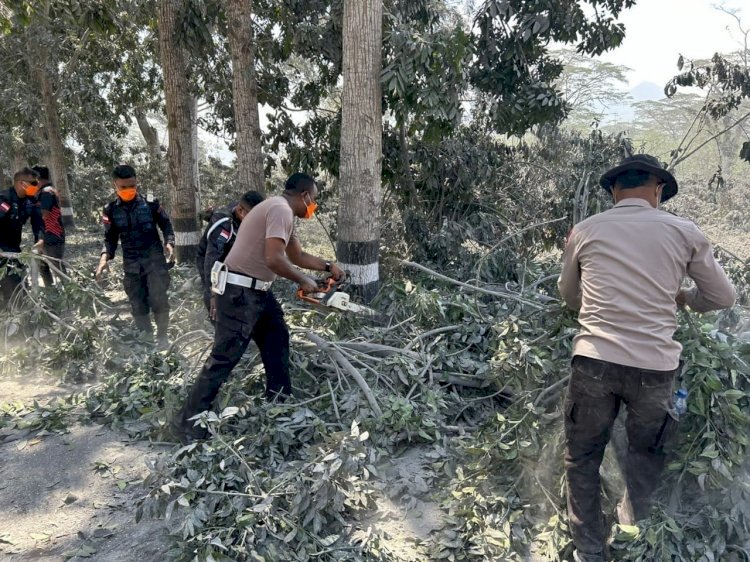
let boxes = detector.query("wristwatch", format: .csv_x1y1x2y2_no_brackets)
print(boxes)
324,261,332,273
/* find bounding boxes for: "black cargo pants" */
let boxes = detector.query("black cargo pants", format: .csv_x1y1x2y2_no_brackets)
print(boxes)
122,258,171,318
182,284,291,422
40,241,66,287
564,355,679,558
0,257,24,306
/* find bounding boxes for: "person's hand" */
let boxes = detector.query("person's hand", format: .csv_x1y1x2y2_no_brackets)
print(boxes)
31,239,44,254
95,257,109,282
299,276,318,294
675,289,687,308
329,263,345,281
209,295,218,321
165,243,175,263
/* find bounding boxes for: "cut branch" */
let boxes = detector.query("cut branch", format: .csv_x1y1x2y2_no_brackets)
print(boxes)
401,260,555,308
306,332,383,416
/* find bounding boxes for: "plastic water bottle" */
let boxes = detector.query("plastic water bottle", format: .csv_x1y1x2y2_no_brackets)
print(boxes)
674,388,688,416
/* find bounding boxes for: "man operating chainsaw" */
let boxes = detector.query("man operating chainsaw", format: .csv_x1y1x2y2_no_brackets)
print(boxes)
173,173,344,443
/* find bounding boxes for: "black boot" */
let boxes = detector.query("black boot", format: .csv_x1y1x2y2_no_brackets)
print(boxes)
169,406,209,444
133,314,153,336
155,312,170,349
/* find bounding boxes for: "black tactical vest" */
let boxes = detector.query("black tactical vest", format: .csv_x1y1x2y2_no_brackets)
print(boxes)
111,198,163,260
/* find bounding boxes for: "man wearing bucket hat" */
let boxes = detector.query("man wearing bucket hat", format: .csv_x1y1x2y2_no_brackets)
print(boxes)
558,154,736,561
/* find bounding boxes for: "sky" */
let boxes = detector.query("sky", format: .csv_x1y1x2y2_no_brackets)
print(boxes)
599,0,746,91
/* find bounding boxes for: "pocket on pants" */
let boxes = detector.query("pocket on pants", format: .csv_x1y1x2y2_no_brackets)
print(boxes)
570,356,611,399
572,356,608,381
650,410,679,454
565,400,577,425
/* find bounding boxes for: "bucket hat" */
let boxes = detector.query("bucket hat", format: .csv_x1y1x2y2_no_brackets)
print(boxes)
599,154,678,202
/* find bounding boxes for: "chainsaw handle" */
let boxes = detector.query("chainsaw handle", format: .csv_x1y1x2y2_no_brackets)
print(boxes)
296,276,339,304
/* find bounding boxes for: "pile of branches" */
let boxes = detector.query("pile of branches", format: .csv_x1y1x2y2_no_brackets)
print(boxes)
2,240,750,561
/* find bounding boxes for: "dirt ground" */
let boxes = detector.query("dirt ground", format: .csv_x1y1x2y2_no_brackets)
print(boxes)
0,374,172,562
0,370,449,562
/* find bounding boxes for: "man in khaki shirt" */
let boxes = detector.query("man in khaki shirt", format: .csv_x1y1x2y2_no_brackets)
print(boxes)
558,154,735,562
174,173,344,443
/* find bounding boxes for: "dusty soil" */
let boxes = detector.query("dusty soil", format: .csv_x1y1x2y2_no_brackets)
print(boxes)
363,446,445,561
0,374,172,562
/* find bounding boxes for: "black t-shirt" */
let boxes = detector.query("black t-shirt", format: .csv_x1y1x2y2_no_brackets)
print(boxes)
37,186,65,244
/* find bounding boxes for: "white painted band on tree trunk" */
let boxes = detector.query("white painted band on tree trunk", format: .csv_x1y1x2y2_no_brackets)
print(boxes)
339,262,379,285
61,207,74,216
174,231,202,245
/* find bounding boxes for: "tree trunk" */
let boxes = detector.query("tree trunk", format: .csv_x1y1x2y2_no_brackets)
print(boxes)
135,109,162,201
226,0,265,195
135,110,161,166
35,61,75,229
336,0,383,302
158,0,199,262
11,137,25,174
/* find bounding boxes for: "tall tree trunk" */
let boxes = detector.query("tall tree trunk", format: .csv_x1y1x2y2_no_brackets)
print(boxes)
135,109,162,200
336,0,383,301
226,0,265,195
35,61,75,229
11,136,25,173
158,0,199,262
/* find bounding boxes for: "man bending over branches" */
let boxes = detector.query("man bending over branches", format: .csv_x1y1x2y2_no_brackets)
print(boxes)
173,173,344,443
558,154,736,562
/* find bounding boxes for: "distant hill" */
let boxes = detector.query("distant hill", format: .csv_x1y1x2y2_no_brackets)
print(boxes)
630,81,664,101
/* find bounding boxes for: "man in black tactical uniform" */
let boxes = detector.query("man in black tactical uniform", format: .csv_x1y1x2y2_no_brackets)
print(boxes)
0,168,39,306
195,190,264,320
94,165,175,347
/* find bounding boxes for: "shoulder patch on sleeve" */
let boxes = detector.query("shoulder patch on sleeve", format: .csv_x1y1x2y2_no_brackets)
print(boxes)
0,201,10,213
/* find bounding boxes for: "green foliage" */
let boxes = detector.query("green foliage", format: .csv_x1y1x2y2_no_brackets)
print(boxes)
0,395,80,434
385,124,627,277
471,0,635,135
668,53,750,119
139,414,385,562
85,352,186,439
3,229,750,562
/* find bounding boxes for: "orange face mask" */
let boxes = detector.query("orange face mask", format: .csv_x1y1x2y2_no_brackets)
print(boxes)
302,193,317,219
24,182,39,197
118,187,137,202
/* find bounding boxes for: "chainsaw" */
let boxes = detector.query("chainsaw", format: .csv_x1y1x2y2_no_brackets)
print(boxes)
297,275,381,320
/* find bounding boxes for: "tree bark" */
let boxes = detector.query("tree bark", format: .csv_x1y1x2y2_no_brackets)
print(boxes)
11,137,25,174
336,0,383,302
158,0,200,262
135,109,161,168
226,0,265,195
135,109,162,200
35,60,75,229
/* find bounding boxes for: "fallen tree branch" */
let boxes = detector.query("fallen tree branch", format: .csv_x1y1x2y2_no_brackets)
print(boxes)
401,260,554,308
332,341,421,360
533,375,571,407
306,332,383,416
1,250,113,309
405,324,461,351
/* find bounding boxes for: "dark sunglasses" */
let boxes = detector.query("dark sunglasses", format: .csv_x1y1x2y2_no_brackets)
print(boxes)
26,180,39,186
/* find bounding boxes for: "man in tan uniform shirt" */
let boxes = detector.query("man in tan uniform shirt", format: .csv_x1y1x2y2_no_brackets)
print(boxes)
558,154,735,562
174,173,344,442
